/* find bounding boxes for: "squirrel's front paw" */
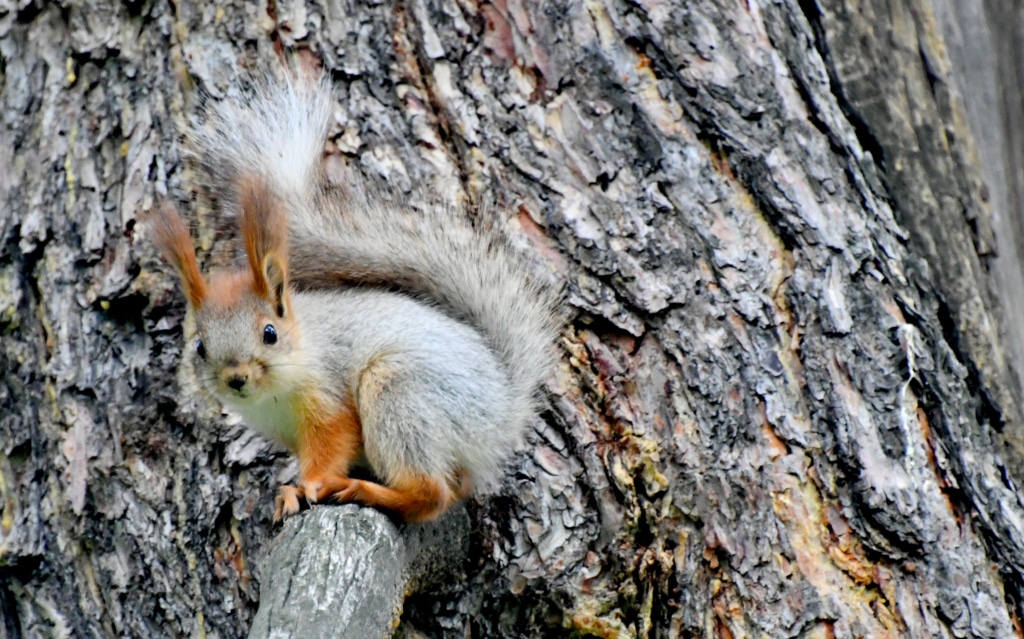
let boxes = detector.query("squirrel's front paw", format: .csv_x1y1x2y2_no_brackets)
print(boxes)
273,480,328,522
273,477,360,521
274,485,303,522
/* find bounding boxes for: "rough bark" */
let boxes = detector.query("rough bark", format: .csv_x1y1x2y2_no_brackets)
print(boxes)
4,0,1024,638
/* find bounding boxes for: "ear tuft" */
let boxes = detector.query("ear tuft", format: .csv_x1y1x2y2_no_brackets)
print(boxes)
240,175,290,314
149,204,208,309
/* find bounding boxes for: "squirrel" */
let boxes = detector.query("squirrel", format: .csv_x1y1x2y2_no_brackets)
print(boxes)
151,70,558,523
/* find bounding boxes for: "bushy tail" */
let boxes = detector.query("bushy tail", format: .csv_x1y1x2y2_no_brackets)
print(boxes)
184,68,332,217
188,72,560,427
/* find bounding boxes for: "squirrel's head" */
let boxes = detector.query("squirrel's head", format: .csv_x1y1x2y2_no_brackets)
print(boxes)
189,270,301,401
152,178,302,402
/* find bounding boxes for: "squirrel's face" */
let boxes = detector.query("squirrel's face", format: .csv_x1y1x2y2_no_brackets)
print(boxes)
152,182,298,403
192,272,302,402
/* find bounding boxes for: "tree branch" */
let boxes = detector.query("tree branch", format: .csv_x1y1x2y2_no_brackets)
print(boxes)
248,505,469,639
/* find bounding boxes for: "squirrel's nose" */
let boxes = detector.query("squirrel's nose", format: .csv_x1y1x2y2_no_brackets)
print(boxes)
226,375,247,391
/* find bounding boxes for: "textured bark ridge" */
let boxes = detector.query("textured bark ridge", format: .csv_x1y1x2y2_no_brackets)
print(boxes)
4,0,1024,638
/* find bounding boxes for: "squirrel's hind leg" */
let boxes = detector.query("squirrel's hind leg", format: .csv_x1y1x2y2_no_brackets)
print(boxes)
316,471,459,523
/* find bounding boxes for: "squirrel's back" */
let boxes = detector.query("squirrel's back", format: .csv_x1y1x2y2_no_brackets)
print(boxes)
289,182,557,441
187,70,560,486
293,287,518,485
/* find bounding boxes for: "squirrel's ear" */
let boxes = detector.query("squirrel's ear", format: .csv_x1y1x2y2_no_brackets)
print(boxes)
150,204,208,309
240,175,289,316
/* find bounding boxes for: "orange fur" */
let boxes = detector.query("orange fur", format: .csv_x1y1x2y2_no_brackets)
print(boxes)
150,204,208,308
297,398,363,480
203,271,257,311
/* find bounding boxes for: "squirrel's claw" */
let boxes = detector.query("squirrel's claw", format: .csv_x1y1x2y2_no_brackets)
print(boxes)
274,485,303,522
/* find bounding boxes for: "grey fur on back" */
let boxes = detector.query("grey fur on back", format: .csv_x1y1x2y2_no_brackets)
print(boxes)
186,70,559,471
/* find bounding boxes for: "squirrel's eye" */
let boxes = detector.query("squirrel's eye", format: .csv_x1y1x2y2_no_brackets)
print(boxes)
263,324,278,345
196,340,207,360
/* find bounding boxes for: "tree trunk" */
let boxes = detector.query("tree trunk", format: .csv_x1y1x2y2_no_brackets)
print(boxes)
4,0,1024,637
